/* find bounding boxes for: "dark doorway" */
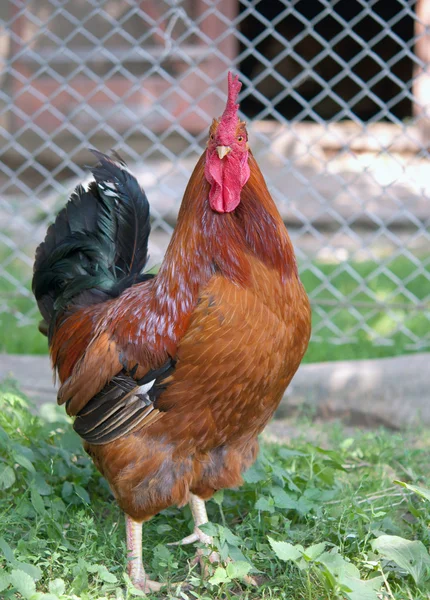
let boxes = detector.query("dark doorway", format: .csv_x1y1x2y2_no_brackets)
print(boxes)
239,0,414,122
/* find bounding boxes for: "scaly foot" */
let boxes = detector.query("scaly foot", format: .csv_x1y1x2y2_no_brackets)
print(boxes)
168,494,213,547
168,525,212,547
130,576,164,593
126,515,165,593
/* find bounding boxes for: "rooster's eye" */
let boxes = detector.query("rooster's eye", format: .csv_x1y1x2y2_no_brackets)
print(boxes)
210,134,214,140
237,136,244,142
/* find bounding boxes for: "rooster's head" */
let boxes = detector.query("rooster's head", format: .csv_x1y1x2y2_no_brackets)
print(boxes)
204,72,250,213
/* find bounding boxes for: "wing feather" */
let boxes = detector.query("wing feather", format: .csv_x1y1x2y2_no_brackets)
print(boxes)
72,358,175,445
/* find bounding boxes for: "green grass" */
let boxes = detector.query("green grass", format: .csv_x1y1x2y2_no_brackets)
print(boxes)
300,254,430,363
0,381,429,599
0,250,429,361
0,243,48,355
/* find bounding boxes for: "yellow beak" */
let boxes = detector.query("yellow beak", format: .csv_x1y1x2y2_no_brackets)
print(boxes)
216,145,231,159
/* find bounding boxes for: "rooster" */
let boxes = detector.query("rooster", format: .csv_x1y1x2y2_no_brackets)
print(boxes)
32,73,311,592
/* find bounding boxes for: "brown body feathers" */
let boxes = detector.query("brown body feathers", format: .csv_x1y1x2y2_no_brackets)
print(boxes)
38,150,311,521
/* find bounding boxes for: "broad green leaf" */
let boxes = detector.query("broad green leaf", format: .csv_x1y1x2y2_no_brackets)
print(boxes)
211,490,224,506
50,497,66,516
86,563,100,573
318,550,360,579
13,453,35,473
394,480,430,502
295,496,317,516
340,575,383,600
156,524,172,534
0,426,10,447
32,473,52,496
303,542,327,561
13,444,35,461
316,549,380,598
151,543,176,571
71,558,89,594
0,465,15,490
9,569,36,599
303,487,336,502
199,522,218,537
372,535,430,584
283,473,301,493
15,561,42,581
268,537,303,562
0,536,15,562
217,525,226,547
97,565,118,584
49,578,65,595
0,574,10,592
228,545,252,565
61,481,73,501
218,525,241,547
57,429,81,452
31,487,46,515
243,463,267,483
255,496,274,513
314,447,346,470
278,448,307,459
73,484,90,504
270,486,298,510
209,566,230,585
219,541,230,563
318,563,338,589
226,561,251,579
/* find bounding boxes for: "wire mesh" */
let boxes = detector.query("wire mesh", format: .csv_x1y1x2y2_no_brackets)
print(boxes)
0,0,429,352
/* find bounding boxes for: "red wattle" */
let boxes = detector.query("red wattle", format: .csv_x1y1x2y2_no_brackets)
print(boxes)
204,150,250,213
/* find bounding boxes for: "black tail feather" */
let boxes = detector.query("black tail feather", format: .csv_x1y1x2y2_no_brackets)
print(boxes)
33,150,152,331
89,149,151,278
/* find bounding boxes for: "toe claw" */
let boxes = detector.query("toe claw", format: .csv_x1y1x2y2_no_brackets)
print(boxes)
132,578,165,593
168,527,212,547
168,532,200,546
243,574,258,586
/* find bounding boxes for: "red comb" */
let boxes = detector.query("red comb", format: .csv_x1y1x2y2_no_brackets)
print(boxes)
218,72,242,140
226,72,241,112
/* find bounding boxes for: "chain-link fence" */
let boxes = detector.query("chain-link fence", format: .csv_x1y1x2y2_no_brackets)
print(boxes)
0,0,429,353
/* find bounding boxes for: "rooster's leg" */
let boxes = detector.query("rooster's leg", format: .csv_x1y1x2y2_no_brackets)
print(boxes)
168,493,213,546
126,514,164,592
169,496,257,585
168,494,220,573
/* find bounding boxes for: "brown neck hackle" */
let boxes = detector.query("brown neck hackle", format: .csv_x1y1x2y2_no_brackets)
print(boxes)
156,150,296,309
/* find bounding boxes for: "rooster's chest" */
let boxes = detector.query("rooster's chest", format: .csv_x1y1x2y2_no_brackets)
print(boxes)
165,270,311,445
